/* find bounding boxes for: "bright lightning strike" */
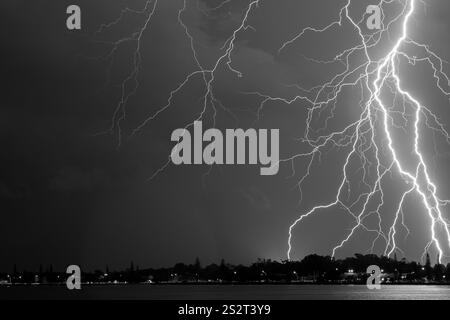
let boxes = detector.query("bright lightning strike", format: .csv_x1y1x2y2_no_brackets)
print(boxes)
92,0,450,264
282,0,450,263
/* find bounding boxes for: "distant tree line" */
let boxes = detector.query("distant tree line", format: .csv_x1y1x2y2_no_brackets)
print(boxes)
2,253,450,285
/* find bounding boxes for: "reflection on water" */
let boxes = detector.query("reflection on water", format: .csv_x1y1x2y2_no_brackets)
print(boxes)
1,284,450,300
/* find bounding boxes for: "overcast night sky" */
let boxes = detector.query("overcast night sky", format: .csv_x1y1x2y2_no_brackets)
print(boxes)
2,0,450,272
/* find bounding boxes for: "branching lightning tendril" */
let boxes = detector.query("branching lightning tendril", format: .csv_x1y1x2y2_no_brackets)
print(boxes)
93,0,450,263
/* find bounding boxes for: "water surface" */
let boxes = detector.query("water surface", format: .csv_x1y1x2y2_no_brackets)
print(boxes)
1,284,450,300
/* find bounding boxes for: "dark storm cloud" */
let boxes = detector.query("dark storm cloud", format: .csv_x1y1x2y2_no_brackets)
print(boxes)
2,0,450,272
238,187,272,211
49,166,109,191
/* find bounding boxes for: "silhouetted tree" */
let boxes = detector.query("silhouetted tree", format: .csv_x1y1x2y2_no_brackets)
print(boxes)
194,257,201,272
433,262,445,281
425,253,432,280
445,263,450,282
219,259,231,281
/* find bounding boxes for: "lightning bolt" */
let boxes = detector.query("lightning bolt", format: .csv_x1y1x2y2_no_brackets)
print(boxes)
91,0,450,264
283,0,450,264
93,0,259,181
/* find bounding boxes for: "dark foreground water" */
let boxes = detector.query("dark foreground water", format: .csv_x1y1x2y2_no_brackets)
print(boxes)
1,284,450,300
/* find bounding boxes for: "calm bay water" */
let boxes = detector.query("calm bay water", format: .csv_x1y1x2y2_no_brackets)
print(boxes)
1,284,450,300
